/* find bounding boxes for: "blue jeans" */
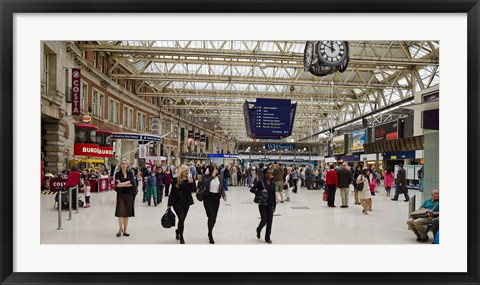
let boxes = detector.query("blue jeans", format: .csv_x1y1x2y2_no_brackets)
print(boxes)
247,176,253,187
224,178,229,191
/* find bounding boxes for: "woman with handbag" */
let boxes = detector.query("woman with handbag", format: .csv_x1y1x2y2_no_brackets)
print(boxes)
167,165,196,244
201,163,227,244
114,158,135,237
356,168,372,215
250,168,276,244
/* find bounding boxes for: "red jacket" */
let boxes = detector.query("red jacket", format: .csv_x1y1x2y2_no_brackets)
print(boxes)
325,170,338,187
64,171,81,189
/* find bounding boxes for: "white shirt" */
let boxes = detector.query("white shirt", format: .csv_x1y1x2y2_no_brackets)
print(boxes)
209,177,220,193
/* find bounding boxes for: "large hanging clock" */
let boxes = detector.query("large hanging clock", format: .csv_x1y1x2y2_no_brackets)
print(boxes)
309,62,334,77
315,41,349,67
337,56,349,73
303,41,316,71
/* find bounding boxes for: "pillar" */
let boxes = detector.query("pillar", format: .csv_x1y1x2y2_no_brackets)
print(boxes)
423,132,439,201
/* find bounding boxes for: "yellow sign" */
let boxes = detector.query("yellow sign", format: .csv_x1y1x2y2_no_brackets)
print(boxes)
391,155,397,159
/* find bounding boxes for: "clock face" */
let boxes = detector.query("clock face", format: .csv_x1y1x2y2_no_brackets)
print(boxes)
316,41,349,67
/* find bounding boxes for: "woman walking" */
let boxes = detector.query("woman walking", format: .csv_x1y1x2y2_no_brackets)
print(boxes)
250,168,276,244
356,168,373,215
201,163,227,244
167,165,196,244
383,167,394,196
114,158,135,236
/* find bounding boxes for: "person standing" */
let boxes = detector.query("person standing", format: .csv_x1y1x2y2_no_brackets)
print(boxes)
418,165,424,192
356,168,372,215
147,170,158,207
237,167,242,188
164,168,172,197
230,164,238,186
247,165,254,188
114,159,135,237
291,166,299,193
392,164,410,202
284,168,293,202
325,164,338,207
63,166,81,210
142,166,150,203
353,165,362,205
337,163,352,208
201,163,227,244
250,168,276,244
222,164,230,191
156,167,165,204
383,168,394,196
167,165,196,244
272,163,285,203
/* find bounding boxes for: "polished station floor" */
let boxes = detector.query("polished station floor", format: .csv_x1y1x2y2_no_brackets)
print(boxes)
41,185,428,245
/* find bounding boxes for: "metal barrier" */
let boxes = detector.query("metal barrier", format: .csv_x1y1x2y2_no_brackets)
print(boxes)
57,186,79,230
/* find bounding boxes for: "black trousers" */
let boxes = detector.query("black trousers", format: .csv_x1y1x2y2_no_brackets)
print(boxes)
327,184,336,206
156,185,164,203
204,192,221,235
292,179,298,193
164,184,171,196
393,185,410,201
257,205,274,241
173,205,190,237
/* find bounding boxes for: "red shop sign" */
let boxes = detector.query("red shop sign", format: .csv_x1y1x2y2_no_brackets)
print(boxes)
98,146,114,158
71,68,81,115
74,143,101,156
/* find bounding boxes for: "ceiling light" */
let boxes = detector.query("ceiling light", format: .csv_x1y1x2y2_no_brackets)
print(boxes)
259,63,268,69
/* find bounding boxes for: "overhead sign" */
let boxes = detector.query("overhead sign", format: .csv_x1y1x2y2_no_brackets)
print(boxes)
207,154,239,158
351,129,367,152
111,133,162,142
243,98,297,139
264,143,296,150
71,68,81,115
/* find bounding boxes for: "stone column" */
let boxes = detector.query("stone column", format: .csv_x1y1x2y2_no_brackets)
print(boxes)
43,122,66,173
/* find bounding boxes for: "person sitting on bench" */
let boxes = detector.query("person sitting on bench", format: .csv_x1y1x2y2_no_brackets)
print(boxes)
406,189,439,243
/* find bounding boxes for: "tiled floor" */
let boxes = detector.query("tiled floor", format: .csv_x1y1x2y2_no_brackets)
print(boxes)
40,185,430,245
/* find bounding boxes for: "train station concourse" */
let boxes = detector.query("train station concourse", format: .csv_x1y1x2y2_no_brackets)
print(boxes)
40,40,442,248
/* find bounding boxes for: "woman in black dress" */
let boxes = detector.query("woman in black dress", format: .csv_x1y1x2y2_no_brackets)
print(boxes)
201,163,227,244
250,168,276,244
167,165,196,244
114,158,135,237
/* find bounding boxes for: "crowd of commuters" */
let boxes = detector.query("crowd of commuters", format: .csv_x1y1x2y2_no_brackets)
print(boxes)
50,159,434,244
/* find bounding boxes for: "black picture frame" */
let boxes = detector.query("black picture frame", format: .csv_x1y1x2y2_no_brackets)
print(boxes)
1,1,479,284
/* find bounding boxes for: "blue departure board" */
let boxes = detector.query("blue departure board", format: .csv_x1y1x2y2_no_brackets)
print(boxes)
243,98,296,139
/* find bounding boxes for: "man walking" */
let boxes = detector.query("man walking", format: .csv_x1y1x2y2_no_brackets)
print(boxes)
272,163,285,203
392,164,410,202
337,163,352,208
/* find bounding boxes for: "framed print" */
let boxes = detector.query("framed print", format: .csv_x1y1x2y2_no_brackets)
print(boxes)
1,0,480,285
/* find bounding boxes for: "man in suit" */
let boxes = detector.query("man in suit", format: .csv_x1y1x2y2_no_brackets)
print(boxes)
392,164,410,202
336,163,353,208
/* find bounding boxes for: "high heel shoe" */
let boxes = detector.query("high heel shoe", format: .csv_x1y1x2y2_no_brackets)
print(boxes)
208,234,215,244
116,229,123,237
123,233,130,237
265,239,272,244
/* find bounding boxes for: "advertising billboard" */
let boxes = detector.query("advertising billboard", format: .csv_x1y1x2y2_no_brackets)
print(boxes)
332,135,345,155
351,129,367,152
374,120,398,141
